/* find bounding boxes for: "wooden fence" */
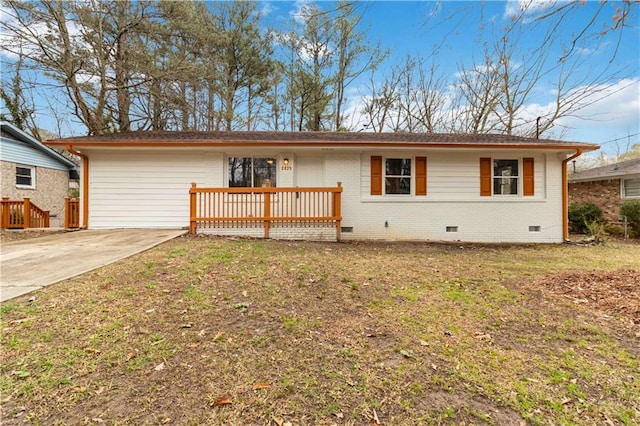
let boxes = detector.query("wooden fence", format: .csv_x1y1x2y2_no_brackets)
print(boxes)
189,182,343,241
65,197,80,229
1,197,50,229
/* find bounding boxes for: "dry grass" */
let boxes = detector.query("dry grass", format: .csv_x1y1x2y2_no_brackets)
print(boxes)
1,236,639,425
0,229,67,244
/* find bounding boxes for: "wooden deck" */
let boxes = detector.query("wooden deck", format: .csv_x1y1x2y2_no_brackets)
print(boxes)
189,182,343,241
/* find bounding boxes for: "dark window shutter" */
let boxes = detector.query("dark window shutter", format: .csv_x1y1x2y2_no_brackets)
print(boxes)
415,156,427,196
371,156,382,195
523,157,534,196
480,157,492,196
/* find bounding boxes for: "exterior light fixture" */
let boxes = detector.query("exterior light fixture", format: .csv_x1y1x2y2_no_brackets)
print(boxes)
283,158,290,166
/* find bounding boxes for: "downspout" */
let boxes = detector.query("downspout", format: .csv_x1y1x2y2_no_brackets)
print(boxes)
561,148,583,241
67,145,89,229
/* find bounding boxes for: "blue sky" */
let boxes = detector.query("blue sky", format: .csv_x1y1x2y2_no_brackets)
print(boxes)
2,0,638,158
263,0,640,157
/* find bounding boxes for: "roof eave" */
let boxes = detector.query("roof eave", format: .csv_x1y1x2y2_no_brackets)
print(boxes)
2,121,77,169
44,140,600,151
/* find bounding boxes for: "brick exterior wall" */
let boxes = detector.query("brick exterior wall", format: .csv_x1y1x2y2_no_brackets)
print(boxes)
200,226,339,241
568,179,621,222
1,161,70,227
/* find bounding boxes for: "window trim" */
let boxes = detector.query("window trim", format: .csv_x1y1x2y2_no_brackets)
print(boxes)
384,157,412,195
16,164,35,189
621,177,640,199
492,159,520,196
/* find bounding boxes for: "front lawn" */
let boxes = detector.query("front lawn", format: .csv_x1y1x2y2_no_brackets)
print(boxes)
1,237,638,425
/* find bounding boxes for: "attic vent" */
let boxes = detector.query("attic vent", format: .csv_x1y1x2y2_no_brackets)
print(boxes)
446,226,458,233
529,226,541,232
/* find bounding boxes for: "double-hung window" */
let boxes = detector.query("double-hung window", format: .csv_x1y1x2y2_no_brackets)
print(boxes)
493,159,519,195
385,158,412,194
16,165,35,188
228,157,277,187
623,178,640,198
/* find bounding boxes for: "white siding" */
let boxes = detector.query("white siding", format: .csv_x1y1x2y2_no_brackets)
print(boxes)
295,156,325,187
84,148,567,242
88,150,215,228
346,151,563,243
1,137,72,170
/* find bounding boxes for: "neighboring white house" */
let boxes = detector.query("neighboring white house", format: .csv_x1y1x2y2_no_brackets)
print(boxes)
44,131,598,243
1,121,77,227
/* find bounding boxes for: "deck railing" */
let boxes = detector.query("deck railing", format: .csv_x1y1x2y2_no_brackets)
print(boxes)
189,182,343,241
1,197,50,229
65,197,80,229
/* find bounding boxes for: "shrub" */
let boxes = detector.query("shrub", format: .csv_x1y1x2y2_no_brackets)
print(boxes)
620,200,640,237
584,220,606,244
568,202,604,234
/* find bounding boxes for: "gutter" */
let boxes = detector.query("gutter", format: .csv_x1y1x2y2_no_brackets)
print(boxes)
561,148,584,241
66,145,89,229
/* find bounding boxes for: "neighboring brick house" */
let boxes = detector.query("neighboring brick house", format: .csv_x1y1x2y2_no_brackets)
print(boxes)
1,121,78,227
568,158,640,221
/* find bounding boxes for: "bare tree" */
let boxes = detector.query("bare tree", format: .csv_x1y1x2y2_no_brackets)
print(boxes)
331,1,387,131
0,52,38,135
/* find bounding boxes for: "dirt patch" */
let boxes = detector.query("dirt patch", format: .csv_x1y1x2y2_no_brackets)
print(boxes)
0,229,67,244
536,269,640,325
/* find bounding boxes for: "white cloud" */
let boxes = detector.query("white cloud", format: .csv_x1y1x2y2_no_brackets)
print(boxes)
503,0,560,20
554,78,640,148
0,4,86,61
260,1,275,17
289,0,313,24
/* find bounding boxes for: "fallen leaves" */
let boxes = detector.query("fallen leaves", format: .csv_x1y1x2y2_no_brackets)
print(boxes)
473,332,493,343
271,417,293,426
536,269,640,324
211,396,232,406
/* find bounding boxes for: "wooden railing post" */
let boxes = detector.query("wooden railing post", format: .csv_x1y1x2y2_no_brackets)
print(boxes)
189,183,197,235
263,181,271,239
333,182,342,242
23,198,31,229
64,197,70,228
1,197,9,229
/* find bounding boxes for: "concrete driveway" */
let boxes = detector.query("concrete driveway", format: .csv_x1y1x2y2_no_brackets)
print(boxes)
0,229,186,302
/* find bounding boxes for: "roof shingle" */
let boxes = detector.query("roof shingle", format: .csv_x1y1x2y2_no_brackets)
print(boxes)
569,158,640,182
44,130,598,150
